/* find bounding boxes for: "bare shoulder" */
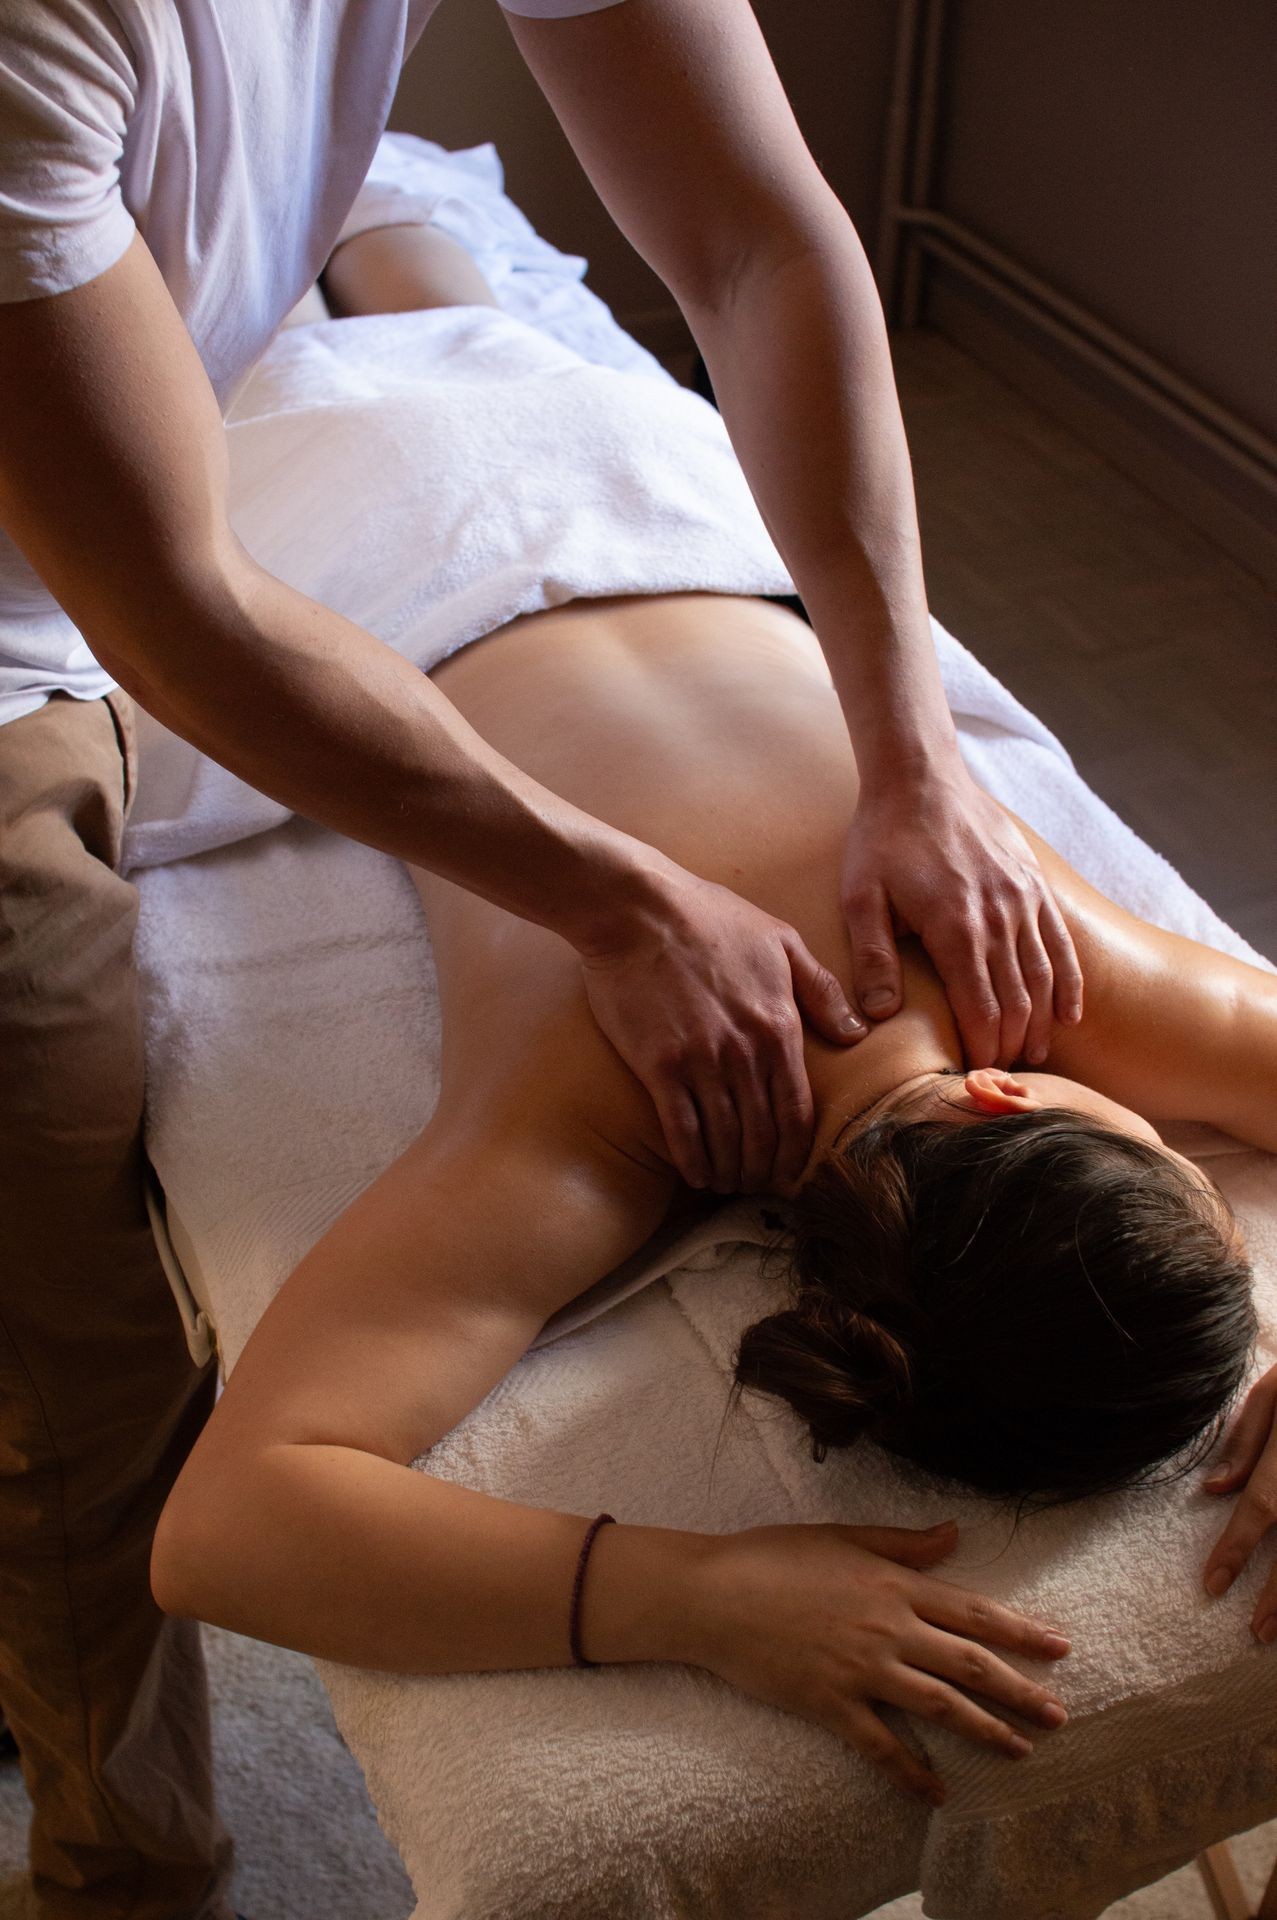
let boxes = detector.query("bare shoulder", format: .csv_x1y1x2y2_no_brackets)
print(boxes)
193,1101,679,1475
1010,808,1277,1146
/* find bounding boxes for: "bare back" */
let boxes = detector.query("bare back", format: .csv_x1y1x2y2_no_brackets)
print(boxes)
419,588,1277,1164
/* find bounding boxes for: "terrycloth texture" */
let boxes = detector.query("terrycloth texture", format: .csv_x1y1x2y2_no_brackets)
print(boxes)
130,134,1277,1920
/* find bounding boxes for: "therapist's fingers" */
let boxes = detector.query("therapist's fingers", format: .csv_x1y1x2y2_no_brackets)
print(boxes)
843,883,903,1023
694,1078,743,1194
783,930,865,1046
1016,918,1057,1068
930,936,1002,1069
652,1082,712,1191
986,926,1035,1067
729,1061,779,1194
1039,893,1084,1028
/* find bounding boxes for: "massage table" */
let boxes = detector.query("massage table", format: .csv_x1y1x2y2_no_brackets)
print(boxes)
128,134,1277,1919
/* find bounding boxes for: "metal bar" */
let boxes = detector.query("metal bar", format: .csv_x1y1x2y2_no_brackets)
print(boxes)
874,0,923,318
899,0,947,327
895,212,1277,494
1198,1842,1255,1920
891,213,1275,495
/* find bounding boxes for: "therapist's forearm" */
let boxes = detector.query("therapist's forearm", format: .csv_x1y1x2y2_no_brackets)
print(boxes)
685,215,957,784
98,551,662,946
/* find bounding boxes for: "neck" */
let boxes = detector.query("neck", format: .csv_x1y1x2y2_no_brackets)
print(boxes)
783,980,964,1197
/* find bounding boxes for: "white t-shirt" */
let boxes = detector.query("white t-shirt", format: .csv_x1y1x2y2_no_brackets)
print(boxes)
0,0,626,725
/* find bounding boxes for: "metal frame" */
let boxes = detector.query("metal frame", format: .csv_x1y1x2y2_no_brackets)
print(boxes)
875,4,1277,1912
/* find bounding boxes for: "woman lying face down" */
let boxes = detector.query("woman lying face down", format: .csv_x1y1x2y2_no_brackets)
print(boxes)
153,585,1275,1810
739,1063,1255,1502
151,235,1277,1806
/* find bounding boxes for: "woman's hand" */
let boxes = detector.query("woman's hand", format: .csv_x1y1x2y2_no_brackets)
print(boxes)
579,864,866,1194
1203,1361,1277,1639
840,754,1084,1069
682,1518,1070,1805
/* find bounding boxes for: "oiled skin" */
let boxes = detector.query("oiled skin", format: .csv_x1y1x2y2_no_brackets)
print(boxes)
419,586,1274,1174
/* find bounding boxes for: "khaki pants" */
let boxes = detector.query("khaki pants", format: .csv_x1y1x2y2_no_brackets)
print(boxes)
0,693,235,1920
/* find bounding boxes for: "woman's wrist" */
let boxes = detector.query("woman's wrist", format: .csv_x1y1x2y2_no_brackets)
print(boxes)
577,1520,723,1669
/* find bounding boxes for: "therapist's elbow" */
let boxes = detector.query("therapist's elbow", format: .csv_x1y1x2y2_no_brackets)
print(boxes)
85,536,258,709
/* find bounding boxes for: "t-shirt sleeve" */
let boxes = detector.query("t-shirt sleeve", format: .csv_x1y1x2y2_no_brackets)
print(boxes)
498,0,628,16
0,0,137,303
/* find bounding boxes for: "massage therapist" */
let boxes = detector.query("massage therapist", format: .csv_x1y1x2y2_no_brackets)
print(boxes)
0,3,1082,1914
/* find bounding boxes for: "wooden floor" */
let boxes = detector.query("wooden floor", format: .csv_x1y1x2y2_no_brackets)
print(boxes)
891,329,1276,963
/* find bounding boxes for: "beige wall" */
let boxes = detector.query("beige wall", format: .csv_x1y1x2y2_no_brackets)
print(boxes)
912,0,1276,582
935,0,1276,440
390,0,899,342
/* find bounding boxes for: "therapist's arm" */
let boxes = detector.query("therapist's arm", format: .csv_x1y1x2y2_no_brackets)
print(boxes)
0,234,861,1192
502,0,1084,1071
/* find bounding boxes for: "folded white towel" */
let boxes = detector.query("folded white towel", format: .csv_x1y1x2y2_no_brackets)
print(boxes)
131,135,1277,1919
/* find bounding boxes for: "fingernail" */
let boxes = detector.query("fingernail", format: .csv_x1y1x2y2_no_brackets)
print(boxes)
1040,1701,1068,1728
1205,1464,1231,1485
840,1013,866,1036
1206,1567,1233,1598
1257,1617,1277,1645
1026,1044,1046,1066
1042,1632,1071,1656
1007,1734,1033,1759
928,1519,958,1535
862,988,895,1013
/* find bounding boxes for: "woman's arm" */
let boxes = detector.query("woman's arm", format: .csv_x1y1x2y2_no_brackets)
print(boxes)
1010,810,1277,1152
151,1107,1069,1799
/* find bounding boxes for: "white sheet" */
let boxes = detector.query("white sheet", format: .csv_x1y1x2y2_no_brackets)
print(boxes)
131,134,1277,1919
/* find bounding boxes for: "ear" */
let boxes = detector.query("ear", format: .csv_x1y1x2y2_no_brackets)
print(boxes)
959,1068,1042,1115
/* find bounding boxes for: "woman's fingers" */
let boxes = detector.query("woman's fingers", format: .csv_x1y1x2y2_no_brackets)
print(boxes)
1202,1372,1277,1611
1203,1469,1277,1603
838,1703,946,1808
913,1579,1072,1665
879,1664,1036,1762
1203,1373,1277,1494
909,1624,1068,1732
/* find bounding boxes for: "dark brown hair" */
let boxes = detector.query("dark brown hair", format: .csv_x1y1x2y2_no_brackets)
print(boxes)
733,1107,1255,1501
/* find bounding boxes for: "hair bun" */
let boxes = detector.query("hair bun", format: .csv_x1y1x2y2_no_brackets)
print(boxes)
734,1293,914,1462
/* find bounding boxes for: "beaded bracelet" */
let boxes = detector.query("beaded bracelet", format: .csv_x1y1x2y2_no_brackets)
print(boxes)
569,1512,616,1668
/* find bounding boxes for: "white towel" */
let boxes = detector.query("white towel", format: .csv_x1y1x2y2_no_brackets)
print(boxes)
130,135,1277,1919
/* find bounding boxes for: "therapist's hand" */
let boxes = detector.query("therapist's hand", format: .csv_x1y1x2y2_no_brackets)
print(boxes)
578,866,865,1193
840,752,1084,1069
1203,1361,1277,1641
